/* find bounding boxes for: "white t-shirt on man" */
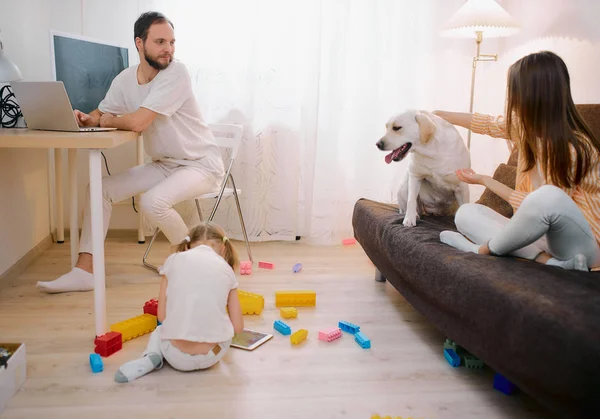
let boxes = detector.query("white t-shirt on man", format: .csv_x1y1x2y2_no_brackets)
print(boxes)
98,60,224,180
158,245,238,343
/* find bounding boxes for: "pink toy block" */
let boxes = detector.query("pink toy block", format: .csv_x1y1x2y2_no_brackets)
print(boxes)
342,238,356,245
319,327,342,342
240,260,252,275
258,261,274,269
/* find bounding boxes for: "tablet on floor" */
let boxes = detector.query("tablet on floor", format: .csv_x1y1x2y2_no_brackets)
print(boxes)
231,329,273,351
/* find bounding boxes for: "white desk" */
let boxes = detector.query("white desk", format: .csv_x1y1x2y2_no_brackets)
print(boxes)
0,128,140,337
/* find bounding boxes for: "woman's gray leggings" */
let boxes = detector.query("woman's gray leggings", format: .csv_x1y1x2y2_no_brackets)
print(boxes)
455,185,600,266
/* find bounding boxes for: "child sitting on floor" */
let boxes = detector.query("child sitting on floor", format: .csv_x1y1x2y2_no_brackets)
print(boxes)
115,222,244,383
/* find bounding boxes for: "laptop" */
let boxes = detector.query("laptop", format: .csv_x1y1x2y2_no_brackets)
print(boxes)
10,81,117,132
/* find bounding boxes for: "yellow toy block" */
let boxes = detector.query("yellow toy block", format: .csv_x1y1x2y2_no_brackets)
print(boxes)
110,314,157,342
275,290,316,307
238,290,264,315
290,328,308,345
280,307,298,319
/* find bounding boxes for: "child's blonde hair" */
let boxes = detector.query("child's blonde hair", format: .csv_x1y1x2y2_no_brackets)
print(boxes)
175,222,239,271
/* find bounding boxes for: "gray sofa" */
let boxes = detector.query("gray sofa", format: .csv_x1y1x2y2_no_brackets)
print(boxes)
352,105,600,418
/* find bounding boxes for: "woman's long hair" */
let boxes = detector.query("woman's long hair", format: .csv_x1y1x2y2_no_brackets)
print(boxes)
505,51,600,188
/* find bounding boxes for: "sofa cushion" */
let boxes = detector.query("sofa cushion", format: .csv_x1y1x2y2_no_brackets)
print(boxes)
352,198,600,417
475,163,516,218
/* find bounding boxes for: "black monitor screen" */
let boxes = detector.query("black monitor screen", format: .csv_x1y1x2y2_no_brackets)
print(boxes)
53,34,129,114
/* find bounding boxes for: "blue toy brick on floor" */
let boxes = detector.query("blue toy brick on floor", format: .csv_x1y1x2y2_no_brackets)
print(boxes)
339,320,360,334
354,332,371,349
444,348,461,367
273,320,291,335
89,353,103,373
493,373,517,395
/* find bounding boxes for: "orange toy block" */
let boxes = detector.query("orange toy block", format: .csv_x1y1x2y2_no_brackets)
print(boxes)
280,307,298,319
342,237,356,245
290,329,308,345
110,314,157,342
238,290,264,315
275,290,316,307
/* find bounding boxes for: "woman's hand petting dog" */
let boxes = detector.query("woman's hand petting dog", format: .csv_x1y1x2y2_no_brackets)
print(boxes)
456,168,488,185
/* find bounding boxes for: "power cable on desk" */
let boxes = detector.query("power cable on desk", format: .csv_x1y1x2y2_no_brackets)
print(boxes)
100,152,138,213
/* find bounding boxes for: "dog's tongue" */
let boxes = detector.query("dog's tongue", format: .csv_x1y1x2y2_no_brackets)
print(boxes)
385,148,402,164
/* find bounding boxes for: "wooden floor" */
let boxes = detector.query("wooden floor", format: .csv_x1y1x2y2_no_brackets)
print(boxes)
0,237,551,419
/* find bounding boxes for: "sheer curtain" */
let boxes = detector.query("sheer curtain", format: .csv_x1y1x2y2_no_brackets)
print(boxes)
141,0,469,244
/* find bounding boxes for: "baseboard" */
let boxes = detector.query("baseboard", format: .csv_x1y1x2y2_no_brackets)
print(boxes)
0,233,54,282
62,228,166,240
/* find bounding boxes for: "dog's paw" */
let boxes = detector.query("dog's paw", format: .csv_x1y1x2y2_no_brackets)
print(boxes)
402,214,418,227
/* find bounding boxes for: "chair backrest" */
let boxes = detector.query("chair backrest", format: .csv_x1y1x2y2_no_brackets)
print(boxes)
209,123,243,161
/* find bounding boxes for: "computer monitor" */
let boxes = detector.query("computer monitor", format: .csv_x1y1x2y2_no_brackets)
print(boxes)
50,32,129,114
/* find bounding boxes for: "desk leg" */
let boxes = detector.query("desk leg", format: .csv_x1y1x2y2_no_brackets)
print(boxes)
68,149,79,268
137,136,145,244
55,149,65,243
89,149,107,336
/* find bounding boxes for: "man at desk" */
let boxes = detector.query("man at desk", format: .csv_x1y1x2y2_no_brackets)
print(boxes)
37,11,224,293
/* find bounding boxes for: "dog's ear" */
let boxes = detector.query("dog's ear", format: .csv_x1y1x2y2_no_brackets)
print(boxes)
416,113,436,144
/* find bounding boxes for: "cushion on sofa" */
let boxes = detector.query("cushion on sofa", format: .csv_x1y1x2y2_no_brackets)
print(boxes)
475,163,516,218
352,198,600,417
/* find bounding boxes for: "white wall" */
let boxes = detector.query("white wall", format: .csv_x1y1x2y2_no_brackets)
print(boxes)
0,0,147,276
469,0,600,199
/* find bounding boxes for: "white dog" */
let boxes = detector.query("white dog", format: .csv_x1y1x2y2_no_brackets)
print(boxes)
376,110,471,227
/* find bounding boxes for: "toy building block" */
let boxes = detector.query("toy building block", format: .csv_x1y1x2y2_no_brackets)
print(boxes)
342,237,356,245
338,320,360,334
275,290,316,307
318,327,342,342
240,260,252,275
238,290,264,315
157,320,162,326
443,338,463,353
292,263,303,273
258,261,274,269
274,320,291,335
290,329,308,345
143,298,158,316
464,354,485,369
110,313,157,342
280,307,298,319
493,373,517,395
444,348,461,367
89,353,103,373
354,331,371,349
94,331,122,357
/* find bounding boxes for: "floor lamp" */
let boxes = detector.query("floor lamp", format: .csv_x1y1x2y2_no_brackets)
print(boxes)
440,0,520,149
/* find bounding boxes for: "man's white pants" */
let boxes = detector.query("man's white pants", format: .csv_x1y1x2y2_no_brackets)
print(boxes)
79,160,220,254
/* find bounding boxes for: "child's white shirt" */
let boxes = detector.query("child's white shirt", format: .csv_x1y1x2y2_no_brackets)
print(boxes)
158,245,238,343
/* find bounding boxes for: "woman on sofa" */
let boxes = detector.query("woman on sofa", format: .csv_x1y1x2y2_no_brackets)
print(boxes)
434,50,600,271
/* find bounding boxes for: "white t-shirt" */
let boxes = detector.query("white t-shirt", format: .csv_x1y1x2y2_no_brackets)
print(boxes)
98,60,224,180
158,245,238,343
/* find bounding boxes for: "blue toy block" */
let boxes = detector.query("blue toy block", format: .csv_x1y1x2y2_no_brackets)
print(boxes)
157,320,162,326
292,263,303,273
493,373,517,395
89,353,103,373
339,320,360,334
354,332,371,349
273,320,291,336
444,348,461,367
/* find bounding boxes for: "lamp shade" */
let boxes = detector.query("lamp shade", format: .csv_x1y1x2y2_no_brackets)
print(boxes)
440,0,520,38
0,39,23,82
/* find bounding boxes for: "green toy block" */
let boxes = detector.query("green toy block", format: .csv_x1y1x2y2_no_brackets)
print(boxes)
464,354,485,369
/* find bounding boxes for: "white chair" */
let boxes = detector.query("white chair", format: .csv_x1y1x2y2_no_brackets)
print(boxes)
142,123,253,271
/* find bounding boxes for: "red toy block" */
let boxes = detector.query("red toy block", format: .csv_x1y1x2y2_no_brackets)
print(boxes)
342,238,356,245
240,260,252,275
143,298,158,316
94,331,122,357
258,261,274,269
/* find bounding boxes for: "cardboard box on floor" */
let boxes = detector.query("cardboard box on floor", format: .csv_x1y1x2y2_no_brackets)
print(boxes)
0,343,26,414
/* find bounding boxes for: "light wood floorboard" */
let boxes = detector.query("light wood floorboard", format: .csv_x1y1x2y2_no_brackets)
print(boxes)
0,238,551,419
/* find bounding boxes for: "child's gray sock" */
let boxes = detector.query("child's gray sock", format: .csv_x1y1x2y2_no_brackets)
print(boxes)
115,353,162,383
440,231,480,254
546,254,588,271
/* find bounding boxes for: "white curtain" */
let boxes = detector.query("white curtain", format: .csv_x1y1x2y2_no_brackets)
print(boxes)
143,0,470,244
